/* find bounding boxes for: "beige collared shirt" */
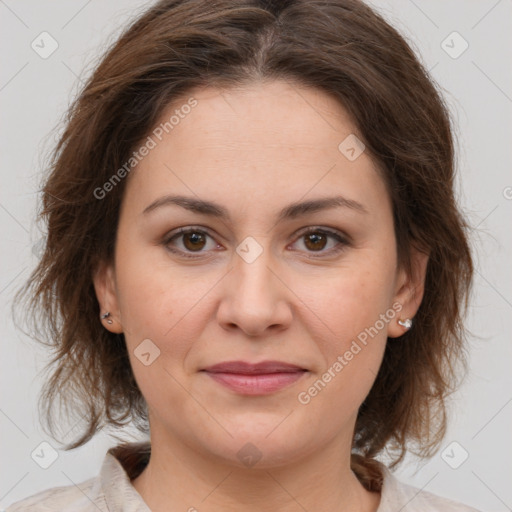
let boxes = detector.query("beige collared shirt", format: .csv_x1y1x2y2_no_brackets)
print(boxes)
6,443,480,511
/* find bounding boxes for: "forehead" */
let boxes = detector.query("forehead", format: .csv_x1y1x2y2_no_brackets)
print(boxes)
169,80,359,148
122,80,390,219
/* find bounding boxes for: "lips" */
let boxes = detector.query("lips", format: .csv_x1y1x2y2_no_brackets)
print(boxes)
200,360,308,395
201,360,306,375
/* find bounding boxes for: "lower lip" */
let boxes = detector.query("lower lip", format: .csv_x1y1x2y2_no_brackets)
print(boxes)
203,371,306,395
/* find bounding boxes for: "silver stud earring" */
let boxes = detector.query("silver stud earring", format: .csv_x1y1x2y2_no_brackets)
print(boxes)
101,311,113,324
397,318,412,330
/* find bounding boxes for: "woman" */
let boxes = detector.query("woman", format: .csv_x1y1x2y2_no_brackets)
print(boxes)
10,0,478,510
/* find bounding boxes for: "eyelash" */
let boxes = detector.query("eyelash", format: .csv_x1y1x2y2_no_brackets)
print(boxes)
162,226,350,260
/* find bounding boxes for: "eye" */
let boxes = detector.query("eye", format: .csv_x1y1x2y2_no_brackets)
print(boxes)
162,226,349,260
289,228,349,257
162,227,220,259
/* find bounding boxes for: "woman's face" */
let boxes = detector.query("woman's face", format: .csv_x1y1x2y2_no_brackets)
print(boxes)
95,79,425,468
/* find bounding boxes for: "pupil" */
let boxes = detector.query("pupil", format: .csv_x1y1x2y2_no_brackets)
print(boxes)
306,232,326,251
184,232,205,251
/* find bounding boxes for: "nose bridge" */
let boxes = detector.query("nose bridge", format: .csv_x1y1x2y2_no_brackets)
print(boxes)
233,236,278,305
217,236,292,335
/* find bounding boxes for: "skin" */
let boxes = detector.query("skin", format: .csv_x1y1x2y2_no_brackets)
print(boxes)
93,79,428,512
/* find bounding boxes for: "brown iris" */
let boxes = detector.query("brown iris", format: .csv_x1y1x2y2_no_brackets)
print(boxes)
183,232,207,251
303,232,327,251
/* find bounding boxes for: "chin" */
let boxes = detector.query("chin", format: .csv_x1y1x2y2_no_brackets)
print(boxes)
198,422,316,470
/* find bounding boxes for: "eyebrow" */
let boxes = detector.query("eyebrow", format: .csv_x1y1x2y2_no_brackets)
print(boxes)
142,194,368,221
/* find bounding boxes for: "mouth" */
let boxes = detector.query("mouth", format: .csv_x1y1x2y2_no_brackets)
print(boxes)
200,360,308,395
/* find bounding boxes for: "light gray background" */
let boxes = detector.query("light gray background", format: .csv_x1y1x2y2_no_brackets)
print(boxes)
1,1,511,510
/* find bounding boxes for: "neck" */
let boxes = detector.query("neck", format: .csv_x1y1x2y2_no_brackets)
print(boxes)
131,431,381,512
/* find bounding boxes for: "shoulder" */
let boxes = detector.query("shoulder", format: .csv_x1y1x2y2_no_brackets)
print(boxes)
5,442,151,512
379,465,481,512
5,477,102,512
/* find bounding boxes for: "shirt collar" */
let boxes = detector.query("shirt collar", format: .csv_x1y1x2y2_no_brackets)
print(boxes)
99,442,152,512
99,442,409,511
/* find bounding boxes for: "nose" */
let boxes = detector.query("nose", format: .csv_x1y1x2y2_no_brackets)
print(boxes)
216,245,293,337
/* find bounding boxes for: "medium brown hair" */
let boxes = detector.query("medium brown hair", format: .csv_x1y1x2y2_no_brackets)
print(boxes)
13,0,473,485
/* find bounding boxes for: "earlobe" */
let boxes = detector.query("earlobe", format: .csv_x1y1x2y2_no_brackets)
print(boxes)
397,318,413,330
92,261,123,334
388,248,429,338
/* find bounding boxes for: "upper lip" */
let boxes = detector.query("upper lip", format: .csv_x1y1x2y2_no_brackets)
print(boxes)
201,360,306,374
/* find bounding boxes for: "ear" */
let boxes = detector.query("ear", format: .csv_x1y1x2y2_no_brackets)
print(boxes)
92,260,123,334
387,246,429,338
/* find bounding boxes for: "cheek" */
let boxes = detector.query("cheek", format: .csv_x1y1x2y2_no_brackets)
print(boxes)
307,260,395,347
296,254,396,409
113,235,192,354
113,251,205,412
116,266,171,340
294,269,392,422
